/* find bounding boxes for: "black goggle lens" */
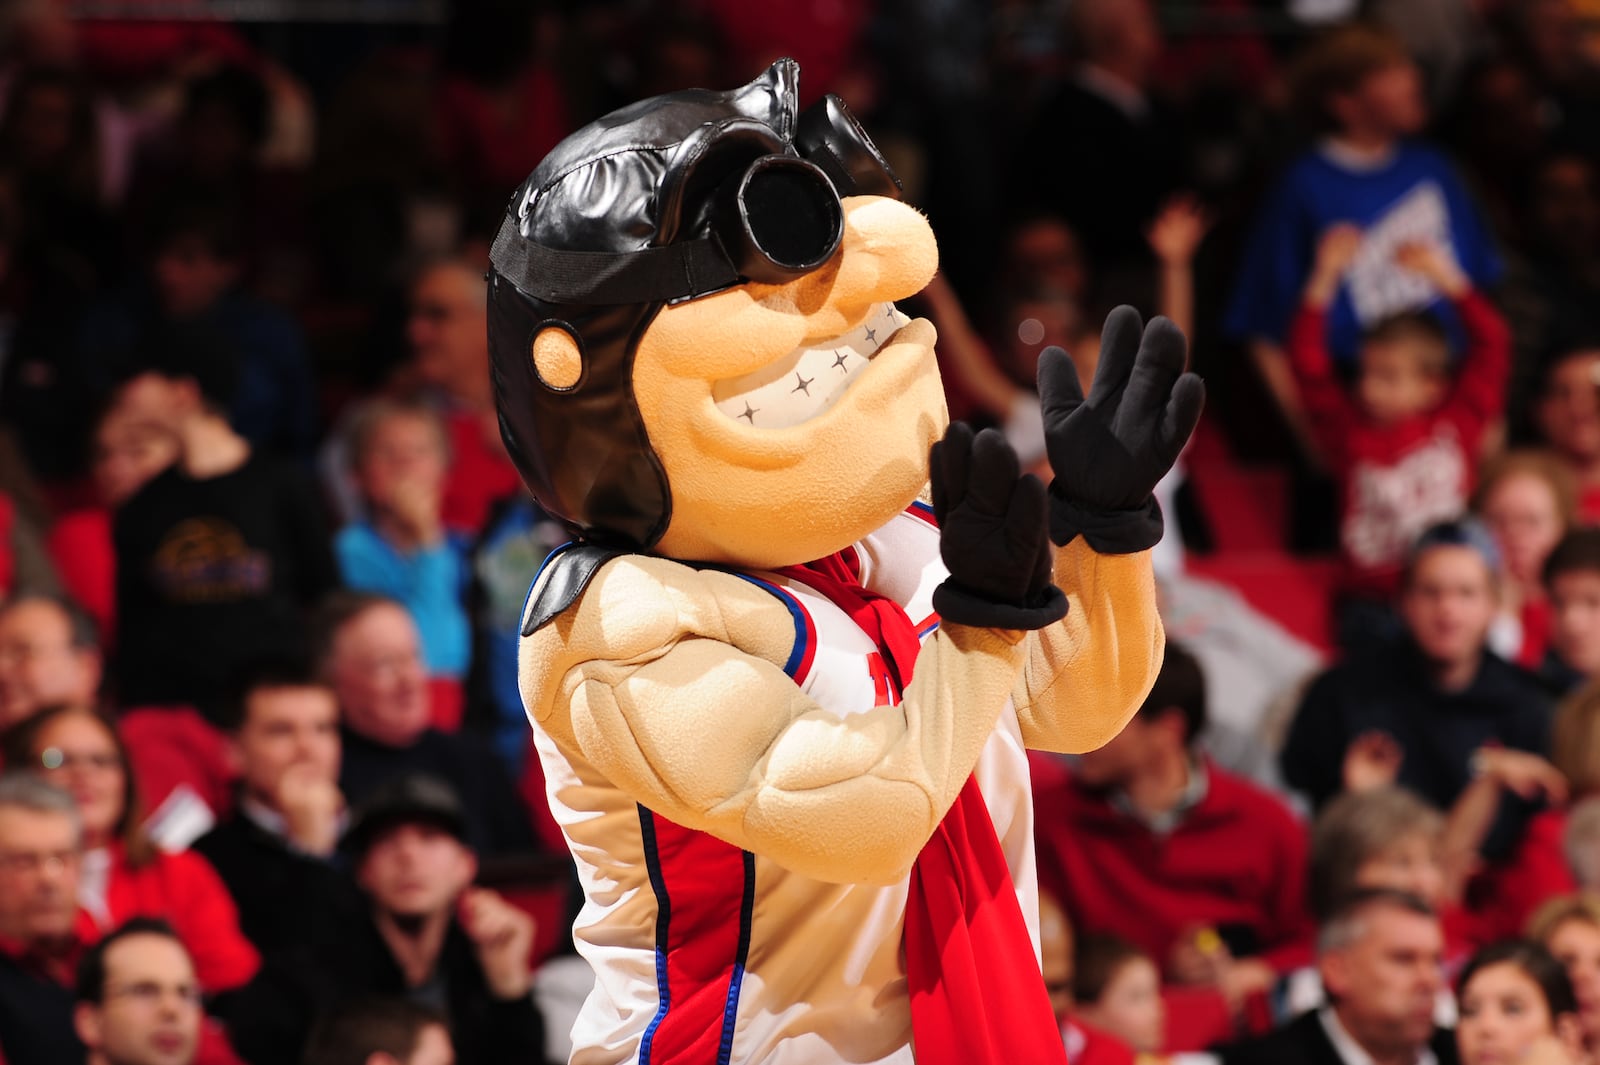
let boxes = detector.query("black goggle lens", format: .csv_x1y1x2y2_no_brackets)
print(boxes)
795,94,903,201
715,155,844,283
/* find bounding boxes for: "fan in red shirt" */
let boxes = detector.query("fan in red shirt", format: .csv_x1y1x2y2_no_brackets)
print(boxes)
1034,643,1313,1017
1286,227,1509,635
1474,451,1575,670
0,707,257,997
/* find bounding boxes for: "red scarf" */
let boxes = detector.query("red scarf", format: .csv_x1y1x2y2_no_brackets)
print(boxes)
781,553,1068,1065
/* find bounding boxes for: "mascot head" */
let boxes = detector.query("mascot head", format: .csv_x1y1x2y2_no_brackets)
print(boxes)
489,59,943,568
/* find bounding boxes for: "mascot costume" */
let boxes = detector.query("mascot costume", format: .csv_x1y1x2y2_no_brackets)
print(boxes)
489,60,1203,1065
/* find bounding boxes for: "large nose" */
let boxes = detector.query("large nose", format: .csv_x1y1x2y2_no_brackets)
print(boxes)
774,195,937,338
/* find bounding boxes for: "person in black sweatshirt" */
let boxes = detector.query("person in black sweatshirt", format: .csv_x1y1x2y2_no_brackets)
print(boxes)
192,656,362,958
109,323,339,723
1282,519,1555,860
224,773,546,1065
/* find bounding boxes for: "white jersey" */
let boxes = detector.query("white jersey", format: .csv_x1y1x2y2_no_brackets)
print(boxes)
527,503,1041,1065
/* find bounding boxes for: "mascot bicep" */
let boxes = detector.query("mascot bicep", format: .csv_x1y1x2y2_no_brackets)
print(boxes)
557,636,950,885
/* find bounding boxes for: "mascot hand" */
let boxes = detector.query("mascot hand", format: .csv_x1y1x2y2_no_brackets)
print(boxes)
929,423,1068,630
1038,306,1205,553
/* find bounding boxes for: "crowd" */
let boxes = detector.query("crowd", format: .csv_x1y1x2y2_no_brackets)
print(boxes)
0,0,1594,1064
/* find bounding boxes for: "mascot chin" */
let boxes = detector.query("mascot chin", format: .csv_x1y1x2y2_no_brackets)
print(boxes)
490,59,1202,1065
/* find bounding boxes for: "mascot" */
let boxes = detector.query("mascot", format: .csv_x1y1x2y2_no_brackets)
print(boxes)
489,60,1203,1065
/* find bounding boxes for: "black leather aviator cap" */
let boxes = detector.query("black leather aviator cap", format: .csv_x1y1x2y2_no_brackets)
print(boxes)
488,59,902,550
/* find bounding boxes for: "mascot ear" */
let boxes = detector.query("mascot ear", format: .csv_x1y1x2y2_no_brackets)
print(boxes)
532,321,584,391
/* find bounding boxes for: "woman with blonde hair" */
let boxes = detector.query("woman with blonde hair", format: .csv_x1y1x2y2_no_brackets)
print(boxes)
1475,449,1578,668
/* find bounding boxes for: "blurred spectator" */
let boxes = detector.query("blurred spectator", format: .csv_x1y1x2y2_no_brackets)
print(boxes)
1501,152,1600,429
312,593,534,863
1543,529,1600,690
73,918,200,1065
1532,345,1600,521
146,199,316,460
1439,740,1572,944
0,772,91,1064
1283,788,1460,1025
109,325,338,721
301,997,452,1065
46,398,182,638
0,593,101,729
0,65,118,284
226,774,544,1065
1454,939,1584,1065
1439,55,1548,247
1072,935,1166,1058
435,2,570,239
1225,22,1499,464
401,259,520,536
1281,519,1554,860
1310,788,1453,937
335,399,470,683
1014,0,1179,290
123,63,308,305
1034,643,1311,1005
1216,888,1457,1065
1286,231,1508,646
464,492,564,778
1475,450,1576,670
81,197,318,462
0,590,227,839
1496,0,1600,155
1038,892,1149,1064
1530,895,1600,1059
0,706,258,995
193,657,359,957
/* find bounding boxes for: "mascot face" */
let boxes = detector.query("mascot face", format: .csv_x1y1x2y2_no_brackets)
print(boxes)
635,195,941,567
489,60,942,568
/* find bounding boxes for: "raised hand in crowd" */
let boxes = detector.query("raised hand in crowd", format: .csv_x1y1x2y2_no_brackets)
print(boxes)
1146,194,1212,352
1394,240,1471,300
1302,223,1363,309
1342,730,1404,794
458,886,537,1001
275,761,344,858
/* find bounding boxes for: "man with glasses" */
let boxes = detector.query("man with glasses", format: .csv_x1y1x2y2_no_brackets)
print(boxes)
0,594,103,729
74,918,201,1065
312,591,535,863
0,771,91,1064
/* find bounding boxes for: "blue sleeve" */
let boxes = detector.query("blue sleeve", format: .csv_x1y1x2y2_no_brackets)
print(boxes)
401,540,473,677
1224,166,1315,346
334,524,404,599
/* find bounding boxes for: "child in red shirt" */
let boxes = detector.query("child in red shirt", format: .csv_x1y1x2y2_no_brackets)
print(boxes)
1288,228,1509,630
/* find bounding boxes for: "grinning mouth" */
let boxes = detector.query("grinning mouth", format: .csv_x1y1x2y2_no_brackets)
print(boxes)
712,303,911,428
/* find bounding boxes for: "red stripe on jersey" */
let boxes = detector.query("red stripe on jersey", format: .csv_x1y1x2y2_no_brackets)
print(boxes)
641,811,752,1063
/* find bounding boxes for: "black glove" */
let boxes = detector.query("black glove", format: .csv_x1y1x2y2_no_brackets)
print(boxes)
928,422,1068,630
1038,306,1205,553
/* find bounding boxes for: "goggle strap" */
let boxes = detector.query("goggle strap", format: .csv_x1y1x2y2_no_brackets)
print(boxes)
490,213,742,307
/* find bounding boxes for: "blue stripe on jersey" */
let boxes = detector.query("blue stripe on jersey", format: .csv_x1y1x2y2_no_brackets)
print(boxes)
730,573,809,678
717,850,757,1065
636,806,672,1065
909,500,935,520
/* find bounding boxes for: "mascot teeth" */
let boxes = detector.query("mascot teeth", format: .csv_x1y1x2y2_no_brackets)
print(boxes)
712,303,912,428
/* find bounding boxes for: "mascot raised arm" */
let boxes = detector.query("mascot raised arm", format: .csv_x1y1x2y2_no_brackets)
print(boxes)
490,60,1203,1065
